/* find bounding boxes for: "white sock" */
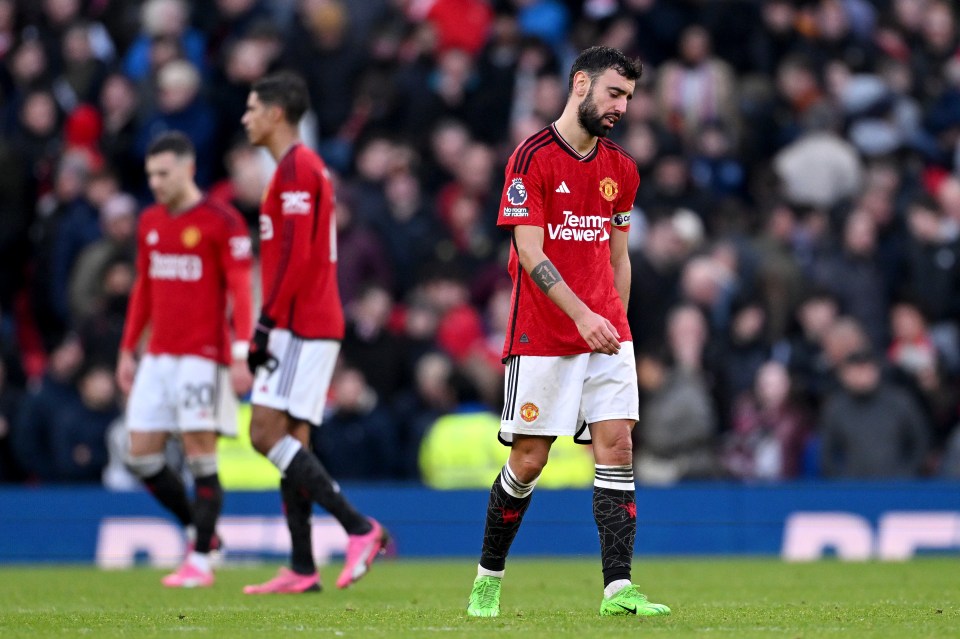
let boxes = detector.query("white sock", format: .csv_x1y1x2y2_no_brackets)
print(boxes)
187,551,211,573
266,435,302,472
604,579,631,598
477,564,504,579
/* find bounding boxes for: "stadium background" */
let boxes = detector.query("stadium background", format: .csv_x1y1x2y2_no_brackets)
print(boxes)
1,0,960,566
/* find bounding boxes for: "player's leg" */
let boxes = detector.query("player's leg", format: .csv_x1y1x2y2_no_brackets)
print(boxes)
468,434,551,618
127,430,193,527
125,355,193,531
583,344,669,616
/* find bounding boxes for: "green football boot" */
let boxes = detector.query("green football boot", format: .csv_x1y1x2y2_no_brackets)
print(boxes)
466,575,502,617
599,584,671,617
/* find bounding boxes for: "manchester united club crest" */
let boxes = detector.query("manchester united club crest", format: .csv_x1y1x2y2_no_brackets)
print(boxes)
519,402,539,423
181,226,202,248
599,177,618,202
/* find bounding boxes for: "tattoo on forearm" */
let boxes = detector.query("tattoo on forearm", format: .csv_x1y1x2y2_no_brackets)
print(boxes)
531,259,562,294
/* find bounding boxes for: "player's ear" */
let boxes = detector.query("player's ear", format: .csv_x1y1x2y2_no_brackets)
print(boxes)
573,70,590,97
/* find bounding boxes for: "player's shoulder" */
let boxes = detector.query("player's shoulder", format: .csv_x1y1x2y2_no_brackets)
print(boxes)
197,197,247,232
599,138,639,174
508,126,554,176
138,203,164,225
279,143,326,186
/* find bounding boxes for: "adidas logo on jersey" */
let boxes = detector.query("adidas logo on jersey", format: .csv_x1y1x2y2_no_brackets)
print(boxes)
555,181,571,194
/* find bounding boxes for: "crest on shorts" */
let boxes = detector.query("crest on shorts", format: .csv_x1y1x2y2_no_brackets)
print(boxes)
181,226,202,248
599,177,618,202
519,402,539,423
506,178,528,206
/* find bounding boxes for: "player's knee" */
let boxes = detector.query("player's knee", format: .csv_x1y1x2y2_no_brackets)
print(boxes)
248,426,275,456
511,454,547,483
126,452,166,479
186,454,218,479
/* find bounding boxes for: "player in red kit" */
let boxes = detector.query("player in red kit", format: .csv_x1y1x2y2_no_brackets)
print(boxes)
466,47,672,618
240,71,387,595
117,131,254,588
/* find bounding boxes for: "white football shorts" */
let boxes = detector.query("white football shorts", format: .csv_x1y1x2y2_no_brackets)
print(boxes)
499,341,638,444
127,354,237,435
251,329,339,426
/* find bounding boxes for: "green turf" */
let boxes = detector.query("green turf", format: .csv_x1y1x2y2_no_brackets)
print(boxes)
0,558,957,638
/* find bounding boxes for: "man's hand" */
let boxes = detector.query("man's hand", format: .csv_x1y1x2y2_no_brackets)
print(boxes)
116,351,137,395
230,359,254,396
247,314,276,374
575,311,621,355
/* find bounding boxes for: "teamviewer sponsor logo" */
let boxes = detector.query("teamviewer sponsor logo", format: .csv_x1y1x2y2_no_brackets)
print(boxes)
280,191,311,215
149,252,203,281
548,210,610,242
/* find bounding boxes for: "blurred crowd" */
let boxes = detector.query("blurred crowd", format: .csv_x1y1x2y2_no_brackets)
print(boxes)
2,0,960,487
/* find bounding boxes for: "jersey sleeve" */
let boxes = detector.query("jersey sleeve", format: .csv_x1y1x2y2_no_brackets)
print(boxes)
611,157,640,233
260,162,320,321
496,152,545,230
119,217,151,352
218,208,254,345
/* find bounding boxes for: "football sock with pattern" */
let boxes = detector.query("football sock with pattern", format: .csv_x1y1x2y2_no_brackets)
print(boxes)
281,478,317,575
593,464,636,587
187,455,222,555
129,454,193,528
479,464,537,573
269,436,371,536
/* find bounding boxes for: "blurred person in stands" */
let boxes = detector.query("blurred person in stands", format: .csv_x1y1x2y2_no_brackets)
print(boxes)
465,47,670,619
342,284,407,403
97,73,141,190
116,131,253,588
69,192,137,322
820,348,929,478
723,360,812,481
334,199,392,306
11,334,84,481
122,0,206,82
314,366,399,481
135,59,216,187
207,139,271,230
635,306,720,485
241,71,387,595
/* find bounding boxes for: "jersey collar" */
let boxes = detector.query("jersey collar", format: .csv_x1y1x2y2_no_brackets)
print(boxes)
549,123,599,163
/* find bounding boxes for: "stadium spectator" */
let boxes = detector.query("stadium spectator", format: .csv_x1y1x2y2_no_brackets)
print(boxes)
723,360,812,481
820,348,930,478
635,307,720,485
11,334,85,481
121,0,206,82
315,366,399,480
342,284,408,402
0,359,24,482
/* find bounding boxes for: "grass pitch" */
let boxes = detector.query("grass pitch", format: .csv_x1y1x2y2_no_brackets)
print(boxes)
0,557,957,638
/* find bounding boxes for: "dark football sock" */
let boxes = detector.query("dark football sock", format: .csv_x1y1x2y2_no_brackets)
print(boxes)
479,464,536,572
285,449,371,536
281,478,316,575
593,464,636,586
191,473,223,554
143,466,193,528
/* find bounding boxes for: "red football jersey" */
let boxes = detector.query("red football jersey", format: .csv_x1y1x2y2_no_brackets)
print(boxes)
497,124,639,358
121,198,254,364
258,143,343,339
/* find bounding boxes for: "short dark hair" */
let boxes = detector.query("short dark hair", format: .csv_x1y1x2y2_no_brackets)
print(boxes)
252,71,310,124
567,46,643,92
146,130,195,158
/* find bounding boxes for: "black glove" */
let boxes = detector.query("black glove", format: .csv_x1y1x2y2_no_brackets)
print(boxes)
247,314,276,374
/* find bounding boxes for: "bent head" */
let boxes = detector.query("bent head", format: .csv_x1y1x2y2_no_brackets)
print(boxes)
145,131,196,208
567,46,642,138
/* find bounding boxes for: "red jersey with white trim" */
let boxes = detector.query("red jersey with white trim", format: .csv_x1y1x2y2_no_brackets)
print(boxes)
258,143,343,339
121,198,254,364
497,124,639,358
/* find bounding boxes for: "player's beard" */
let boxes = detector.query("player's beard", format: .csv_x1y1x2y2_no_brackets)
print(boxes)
577,90,614,139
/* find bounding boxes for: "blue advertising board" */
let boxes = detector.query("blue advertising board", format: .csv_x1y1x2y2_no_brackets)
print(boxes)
1,482,959,566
